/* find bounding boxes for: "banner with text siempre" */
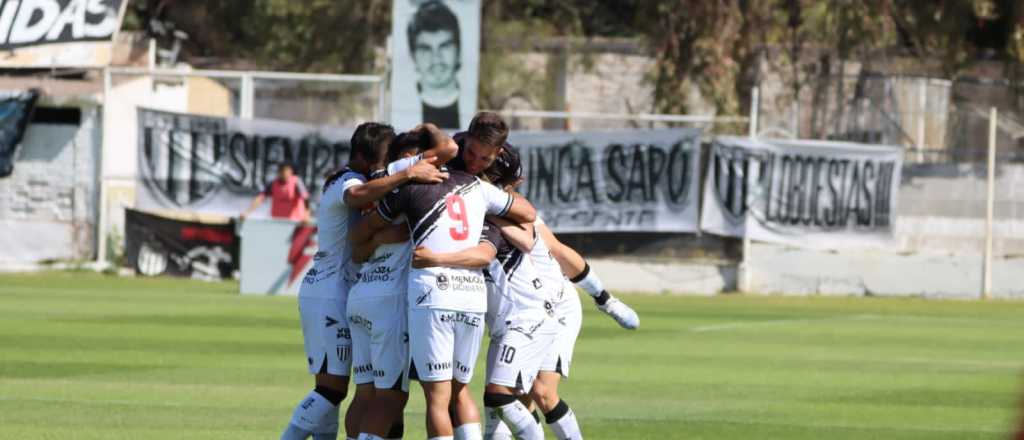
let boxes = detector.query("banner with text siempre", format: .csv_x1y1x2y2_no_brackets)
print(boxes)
700,136,902,248
136,108,354,216
0,0,128,68
509,129,702,233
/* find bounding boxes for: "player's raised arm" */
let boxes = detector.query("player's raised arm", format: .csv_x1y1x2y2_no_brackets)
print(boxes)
535,222,587,277
344,158,447,209
414,123,459,164
486,215,534,253
501,193,536,224
480,180,535,224
535,220,640,330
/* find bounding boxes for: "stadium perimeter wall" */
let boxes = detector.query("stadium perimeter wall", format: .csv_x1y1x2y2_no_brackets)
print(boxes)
578,162,1024,299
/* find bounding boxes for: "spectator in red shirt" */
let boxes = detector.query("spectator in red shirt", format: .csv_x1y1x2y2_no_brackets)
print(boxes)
241,163,310,222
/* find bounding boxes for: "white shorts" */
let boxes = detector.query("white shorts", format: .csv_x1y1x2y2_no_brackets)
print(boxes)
347,295,409,391
408,308,485,384
298,296,352,376
486,317,560,394
540,280,583,377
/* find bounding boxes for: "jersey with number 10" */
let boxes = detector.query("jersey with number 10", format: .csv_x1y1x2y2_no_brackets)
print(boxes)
377,171,514,313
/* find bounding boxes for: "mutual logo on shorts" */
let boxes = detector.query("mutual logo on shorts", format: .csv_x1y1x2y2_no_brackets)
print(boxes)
440,312,481,328
436,273,450,290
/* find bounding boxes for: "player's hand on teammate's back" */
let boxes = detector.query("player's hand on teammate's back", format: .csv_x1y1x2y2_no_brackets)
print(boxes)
411,246,440,268
406,157,449,183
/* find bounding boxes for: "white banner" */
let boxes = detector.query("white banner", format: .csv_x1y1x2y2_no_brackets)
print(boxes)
700,136,902,249
136,108,354,216
510,129,703,233
0,0,128,68
390,0,480,130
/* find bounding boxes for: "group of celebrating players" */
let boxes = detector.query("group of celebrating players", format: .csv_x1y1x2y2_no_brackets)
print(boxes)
280,112,640,440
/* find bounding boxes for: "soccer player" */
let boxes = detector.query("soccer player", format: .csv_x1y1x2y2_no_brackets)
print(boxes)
451,112,640,329
280,122,454,440
481,148,640,440
413,216,562,440
350,148,537,440
345,132,437,440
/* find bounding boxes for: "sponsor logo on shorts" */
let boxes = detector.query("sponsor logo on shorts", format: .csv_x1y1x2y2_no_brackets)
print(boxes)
454,360,471,374
337,327,351,339
427,361,451,372
354,364,373,375
325,316,339,327
336,345,351,361
439,312,481,328
373,369,386,378
436,274,450,290
532,278,543,289
545,300,555,317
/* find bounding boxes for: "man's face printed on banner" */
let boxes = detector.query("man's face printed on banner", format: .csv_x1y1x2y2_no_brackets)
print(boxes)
413,29,458,90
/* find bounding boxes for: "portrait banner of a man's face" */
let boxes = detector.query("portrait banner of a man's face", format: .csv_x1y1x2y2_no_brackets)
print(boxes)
390,0,480,130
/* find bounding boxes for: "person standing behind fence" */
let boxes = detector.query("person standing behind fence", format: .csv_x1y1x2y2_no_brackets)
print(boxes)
242,163,311,222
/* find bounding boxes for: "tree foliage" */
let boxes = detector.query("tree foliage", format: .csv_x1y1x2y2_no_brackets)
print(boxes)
127,0,1024,115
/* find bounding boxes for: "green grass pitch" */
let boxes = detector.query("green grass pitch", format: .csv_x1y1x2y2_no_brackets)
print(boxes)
1,271,1023,439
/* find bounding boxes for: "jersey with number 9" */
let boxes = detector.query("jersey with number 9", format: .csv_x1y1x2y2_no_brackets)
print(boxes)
377,171,513,313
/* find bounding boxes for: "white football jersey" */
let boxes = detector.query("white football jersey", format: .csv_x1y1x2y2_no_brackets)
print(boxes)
529,216,572,303
348,217,412,302
481,220,559,336
378,171,513,313
301,169,365,299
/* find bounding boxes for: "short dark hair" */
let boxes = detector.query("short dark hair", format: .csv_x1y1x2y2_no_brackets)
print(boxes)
407,1,460,57
484,146,522,187
387,131,428,163
350,122,395,164
467,112,509,148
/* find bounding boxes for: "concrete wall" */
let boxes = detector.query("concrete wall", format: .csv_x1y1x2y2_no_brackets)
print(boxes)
896,162,1024,256
0,105,101,266
746,243,1024,299
101,76,190,254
